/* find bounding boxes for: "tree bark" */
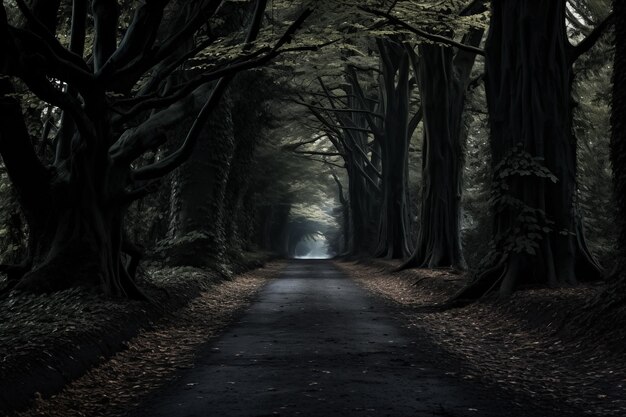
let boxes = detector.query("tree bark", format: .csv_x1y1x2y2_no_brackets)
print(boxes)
405,44,466,269
403,26,483,270
373,39,411,259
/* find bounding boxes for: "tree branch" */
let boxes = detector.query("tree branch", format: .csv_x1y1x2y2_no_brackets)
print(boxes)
330,170,347,206
569,12,615,63
281,134,329,151
96,0,170,79
293,150,344,157
346,66,385,139
92,0,120,71
0,80,49,207
294,155,345,170
361,6,486,56
131,4,313,180
293,100,385,119
114,16,323,122
14,0,85,72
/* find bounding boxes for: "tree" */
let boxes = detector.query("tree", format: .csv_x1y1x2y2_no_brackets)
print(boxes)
395,1,486,270
455,0,612,299
0,0,312,296
161,2,264,273
365,38,415,259
355,1,491,265
223,70,275,260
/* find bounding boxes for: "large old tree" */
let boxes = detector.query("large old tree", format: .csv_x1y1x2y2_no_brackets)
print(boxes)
456,0,612,298
0,0,311,297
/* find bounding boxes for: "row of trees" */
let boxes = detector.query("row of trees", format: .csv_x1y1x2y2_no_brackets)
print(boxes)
289,0,616,298
0,0,325,297
0,0,622,303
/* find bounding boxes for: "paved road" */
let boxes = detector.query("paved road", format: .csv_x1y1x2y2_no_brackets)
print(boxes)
130,260,547,417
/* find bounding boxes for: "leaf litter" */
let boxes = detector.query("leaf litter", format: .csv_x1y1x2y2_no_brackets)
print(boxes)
338,259,626,417
5,261,285,417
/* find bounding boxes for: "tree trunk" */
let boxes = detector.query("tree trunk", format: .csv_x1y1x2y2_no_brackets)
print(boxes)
165,89,235,271
224,73,266,258
0,80,142,297
456,0,601,300
346,161,375,255
374,40,411,259
405,44,466,269
16,197,141,298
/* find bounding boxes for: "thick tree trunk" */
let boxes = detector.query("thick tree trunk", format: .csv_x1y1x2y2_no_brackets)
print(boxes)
405,44,466,270
257,203,291,255
224,73,266,258
403,25,483,270
346,161,376,255
0,100,139,297
165,89,235,271
15,198,141,298
337,79,381,257
374,41,411,259
0,0,281,297
239,191,259,251
456,0,601,300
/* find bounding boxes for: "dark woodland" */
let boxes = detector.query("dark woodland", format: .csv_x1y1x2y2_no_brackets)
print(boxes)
0,0,624,416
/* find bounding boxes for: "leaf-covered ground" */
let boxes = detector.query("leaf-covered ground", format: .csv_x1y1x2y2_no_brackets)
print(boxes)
338,260,626,417
11,261,284,417
0,253,278,415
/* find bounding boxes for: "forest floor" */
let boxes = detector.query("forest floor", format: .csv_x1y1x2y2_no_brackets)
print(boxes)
341,259,626,417
0,253,278,415
16,260,553,417
4,259,625,416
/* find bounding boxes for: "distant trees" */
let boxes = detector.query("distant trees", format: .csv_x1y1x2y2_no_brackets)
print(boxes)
295,35,421,260
574,0,624,322
0,0,312,296
294,1,484,265
289,0,616,298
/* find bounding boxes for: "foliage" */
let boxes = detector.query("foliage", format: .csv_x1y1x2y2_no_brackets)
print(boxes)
571,14,617,267
460,79,491,270
477,145,558,269
0,169,24,264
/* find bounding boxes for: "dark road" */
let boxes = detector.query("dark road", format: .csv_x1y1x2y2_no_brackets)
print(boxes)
130,261,546,417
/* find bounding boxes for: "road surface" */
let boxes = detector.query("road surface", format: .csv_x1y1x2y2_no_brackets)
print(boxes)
130,260,551,417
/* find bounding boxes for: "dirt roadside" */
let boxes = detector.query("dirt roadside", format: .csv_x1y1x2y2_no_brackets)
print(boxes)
338,259,626,417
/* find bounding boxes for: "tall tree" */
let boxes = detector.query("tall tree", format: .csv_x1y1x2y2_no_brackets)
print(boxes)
455,0,612,299
360,1,487,266
367,38,414,259
0,0,312,296
163,2,262,272
402,3,485,270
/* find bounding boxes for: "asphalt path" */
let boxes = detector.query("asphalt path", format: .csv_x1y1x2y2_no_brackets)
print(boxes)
130,260,551,417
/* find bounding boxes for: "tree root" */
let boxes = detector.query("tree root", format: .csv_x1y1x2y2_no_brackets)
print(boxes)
0,262,30,281
445,262,506,308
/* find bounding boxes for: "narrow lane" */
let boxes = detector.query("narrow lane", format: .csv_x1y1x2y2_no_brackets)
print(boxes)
130,260,542,417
